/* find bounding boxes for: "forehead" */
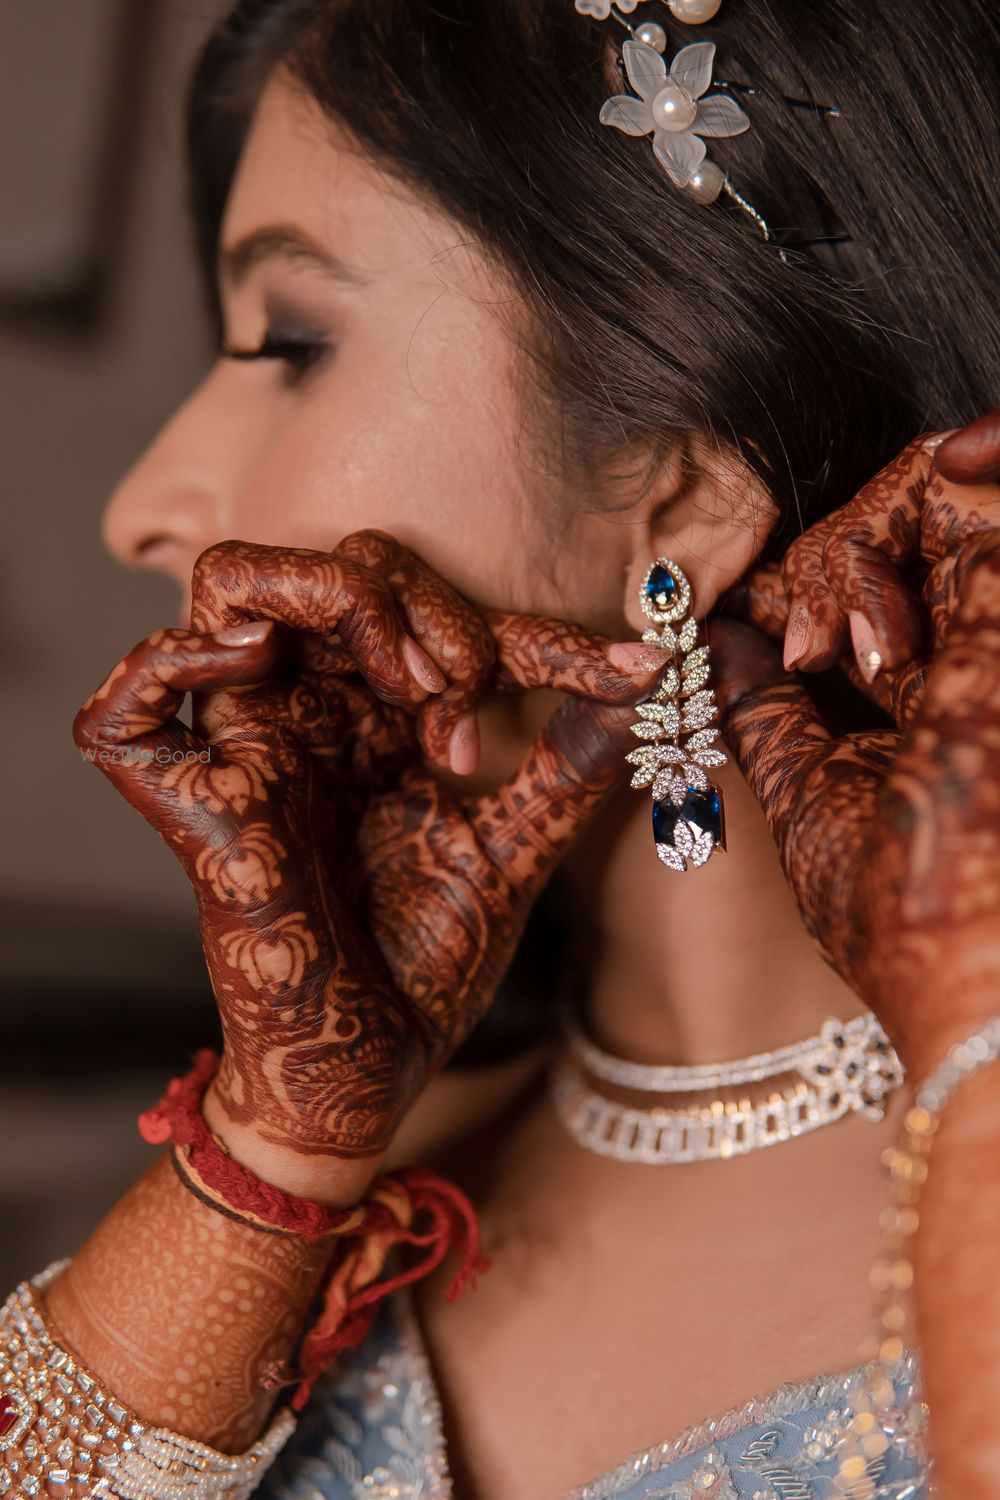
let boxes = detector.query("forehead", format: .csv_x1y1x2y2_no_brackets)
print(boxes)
222,71,483,285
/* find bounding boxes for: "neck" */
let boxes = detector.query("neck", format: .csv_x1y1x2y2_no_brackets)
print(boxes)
562,759,868,1068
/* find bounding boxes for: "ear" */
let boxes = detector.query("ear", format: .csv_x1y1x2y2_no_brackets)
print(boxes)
622,436,780,632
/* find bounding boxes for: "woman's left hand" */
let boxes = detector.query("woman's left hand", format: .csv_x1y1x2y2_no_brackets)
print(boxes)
710,414,1000,1083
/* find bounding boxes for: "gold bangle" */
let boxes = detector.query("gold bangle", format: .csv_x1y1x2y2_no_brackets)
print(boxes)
0,1263,294,1499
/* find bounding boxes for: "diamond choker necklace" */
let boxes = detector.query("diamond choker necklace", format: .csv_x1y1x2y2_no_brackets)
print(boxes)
550,1011,906,1165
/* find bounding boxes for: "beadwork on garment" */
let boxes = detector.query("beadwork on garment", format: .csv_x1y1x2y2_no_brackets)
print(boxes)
249,1289,933,1500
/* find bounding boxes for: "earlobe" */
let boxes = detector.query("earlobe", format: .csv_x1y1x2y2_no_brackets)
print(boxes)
621,440,779,631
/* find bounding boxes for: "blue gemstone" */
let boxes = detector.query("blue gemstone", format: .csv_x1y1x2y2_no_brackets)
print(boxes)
644,565,676,610
652,786,724,849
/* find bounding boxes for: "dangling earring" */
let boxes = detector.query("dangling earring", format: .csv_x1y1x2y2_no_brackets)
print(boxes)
626,558,727,872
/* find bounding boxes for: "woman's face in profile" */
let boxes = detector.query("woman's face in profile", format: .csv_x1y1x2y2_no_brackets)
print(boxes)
102,72,633,636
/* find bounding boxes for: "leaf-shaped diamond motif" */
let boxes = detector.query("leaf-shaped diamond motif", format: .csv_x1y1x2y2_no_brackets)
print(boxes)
689,832,716,868
631,765,657,789
630,721,665,740
656,843,687,872
682,660,710,693
677,617,699,651
626,745,677,770
673,819,694,855
682,692,717,731
651,768,674,800
655,665,681,699
635,702,666,721
684,645,710,672
641,628,664,646
682,762,709,789
686,727,720,749
692,746,727,767
668,775,689,805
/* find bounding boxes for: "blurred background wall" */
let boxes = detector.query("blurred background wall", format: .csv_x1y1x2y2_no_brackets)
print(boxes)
0,0,231,1284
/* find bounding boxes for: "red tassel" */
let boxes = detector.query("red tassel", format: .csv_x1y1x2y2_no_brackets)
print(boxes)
140,1053,491,1408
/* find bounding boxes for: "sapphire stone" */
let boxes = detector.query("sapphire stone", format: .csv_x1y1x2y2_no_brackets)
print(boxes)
652,786,724,848
644,564,676,610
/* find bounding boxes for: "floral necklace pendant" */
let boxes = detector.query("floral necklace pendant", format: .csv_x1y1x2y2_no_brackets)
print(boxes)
626,558,727,871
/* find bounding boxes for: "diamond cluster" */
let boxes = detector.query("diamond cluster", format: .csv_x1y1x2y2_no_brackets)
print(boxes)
628,558,727,871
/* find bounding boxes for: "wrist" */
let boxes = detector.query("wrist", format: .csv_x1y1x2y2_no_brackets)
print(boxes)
202,1081,385,1207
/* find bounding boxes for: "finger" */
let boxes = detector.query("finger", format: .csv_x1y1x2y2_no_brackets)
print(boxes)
708,618,897,976
333,529,494,773
190,539,436,712
468,693,638,891
871,529,1000,1051
73,623,279,852
819,436,1000,681
487,610,674,700
778,515,850,673
720,559,789,642
933,408,1000,485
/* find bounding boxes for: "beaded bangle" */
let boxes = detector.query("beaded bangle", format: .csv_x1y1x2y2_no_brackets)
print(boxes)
831,1014,1000,1497
0,1263,294,1500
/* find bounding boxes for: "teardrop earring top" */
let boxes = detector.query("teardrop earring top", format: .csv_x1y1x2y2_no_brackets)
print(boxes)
627,557,728,871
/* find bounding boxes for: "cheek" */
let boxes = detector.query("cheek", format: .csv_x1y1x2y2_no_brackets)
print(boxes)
228,326,546,612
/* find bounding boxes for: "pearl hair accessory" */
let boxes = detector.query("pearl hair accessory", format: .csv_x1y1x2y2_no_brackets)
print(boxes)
575,0,777,241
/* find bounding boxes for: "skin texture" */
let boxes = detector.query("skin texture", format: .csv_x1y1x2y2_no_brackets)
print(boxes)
44,1154,332,1452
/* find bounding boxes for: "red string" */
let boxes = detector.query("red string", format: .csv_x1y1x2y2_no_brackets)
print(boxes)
139,1051,491,1408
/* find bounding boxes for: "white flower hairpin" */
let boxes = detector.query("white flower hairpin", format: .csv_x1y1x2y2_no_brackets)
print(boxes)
600,38,748,203
576,0,781,243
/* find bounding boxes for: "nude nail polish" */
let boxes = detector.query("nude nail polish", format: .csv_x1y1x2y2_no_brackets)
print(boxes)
403,635,447,693
782,606,811,669
848,610,884,683
607,642,673,673
448,714,480,775
216,621,273,645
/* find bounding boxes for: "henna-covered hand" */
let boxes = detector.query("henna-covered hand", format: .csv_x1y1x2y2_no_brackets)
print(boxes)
710,518,1000,1082
734,409,1000,726
75,532,668,1195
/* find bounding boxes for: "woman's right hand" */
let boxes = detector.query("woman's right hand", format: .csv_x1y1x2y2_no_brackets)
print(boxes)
74,533,666,1201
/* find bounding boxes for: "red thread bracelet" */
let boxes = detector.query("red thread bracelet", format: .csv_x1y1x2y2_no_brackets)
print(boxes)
139,1050,491,1407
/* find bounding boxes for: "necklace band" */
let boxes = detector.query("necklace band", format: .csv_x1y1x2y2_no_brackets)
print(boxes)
552,1010,905,1165
564,1009,898,1093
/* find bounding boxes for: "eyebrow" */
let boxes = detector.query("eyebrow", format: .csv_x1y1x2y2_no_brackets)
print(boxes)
218,225,371,289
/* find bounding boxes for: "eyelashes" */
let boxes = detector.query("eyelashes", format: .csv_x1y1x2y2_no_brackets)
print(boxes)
220,332,331,382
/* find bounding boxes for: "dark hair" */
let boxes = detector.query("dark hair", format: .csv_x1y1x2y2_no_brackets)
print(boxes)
186,0,999,1059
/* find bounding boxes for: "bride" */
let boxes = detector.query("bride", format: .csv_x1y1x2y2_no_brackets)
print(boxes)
3,2,998,1497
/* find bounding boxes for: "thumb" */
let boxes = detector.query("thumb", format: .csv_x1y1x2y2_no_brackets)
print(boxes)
933,407,1000,484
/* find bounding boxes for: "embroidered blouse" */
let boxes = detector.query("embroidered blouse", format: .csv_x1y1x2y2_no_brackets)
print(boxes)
250,1289,932,1500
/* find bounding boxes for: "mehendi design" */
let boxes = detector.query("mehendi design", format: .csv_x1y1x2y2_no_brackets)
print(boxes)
42,1154,331,1453
75,537,659,1170
711,524,1000,1079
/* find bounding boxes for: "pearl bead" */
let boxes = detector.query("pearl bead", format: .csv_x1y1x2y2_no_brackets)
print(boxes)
650,84,698,133
634,20,668,52
667,0,722,22
687,159,725,203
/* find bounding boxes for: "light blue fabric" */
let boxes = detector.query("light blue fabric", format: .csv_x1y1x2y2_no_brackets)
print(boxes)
252,1291,931,1499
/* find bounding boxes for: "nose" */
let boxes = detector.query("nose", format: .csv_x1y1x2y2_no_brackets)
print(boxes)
101,364,242,619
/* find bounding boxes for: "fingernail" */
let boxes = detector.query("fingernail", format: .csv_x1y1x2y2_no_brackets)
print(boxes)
923,428,960,453
216,621,273,646
403,635,447,693
848,610,884,683
448,713,480,776
607,642,673,674
782,605,811,669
